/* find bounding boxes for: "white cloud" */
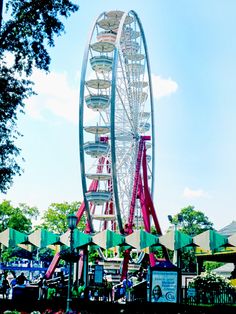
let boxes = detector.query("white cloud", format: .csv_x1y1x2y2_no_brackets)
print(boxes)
152,74,178,100
26,69,79,124
26,69,178,123
183,187,210,199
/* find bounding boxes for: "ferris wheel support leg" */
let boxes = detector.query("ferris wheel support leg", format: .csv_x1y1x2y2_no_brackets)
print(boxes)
45,178,100,278
44,252,61,279
142,143,170,262
127,138,144,233
137,176,156,267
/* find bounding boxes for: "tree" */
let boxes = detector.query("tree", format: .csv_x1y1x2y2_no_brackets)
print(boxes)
172,206,214,273
0,0,78,193
173,205,213,236
39,201,85,234
0,200,39,262
0,199,39,232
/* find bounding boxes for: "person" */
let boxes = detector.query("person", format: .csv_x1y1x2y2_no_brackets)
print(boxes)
41,278,48,299
47,283,56,300
71,281,79,298
10,273,17,288
122,277,132,302
94,289,99,301
9,273,17,299
2,275,10,299
38,276,44,300
151,284,164,302
78,280,85,298
16,272,27,286
57,272,65,296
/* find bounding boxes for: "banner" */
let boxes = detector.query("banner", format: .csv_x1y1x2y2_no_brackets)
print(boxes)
151,271,178,303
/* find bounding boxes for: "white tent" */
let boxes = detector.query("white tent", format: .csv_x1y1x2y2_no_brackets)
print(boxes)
212,263,234,278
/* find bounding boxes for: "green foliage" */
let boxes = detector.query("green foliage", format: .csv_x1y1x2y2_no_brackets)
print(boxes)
1,246,32,262
0,0,78,193
88,246,99,264
0,200,39,263
181,250,197,273
173,205,213,236
0,64,34,193
37,247,54,262
0,200,39,232
204,261,225,272
189,272,233,292
39,201,85,234
1,0,78,74
171,206,214,272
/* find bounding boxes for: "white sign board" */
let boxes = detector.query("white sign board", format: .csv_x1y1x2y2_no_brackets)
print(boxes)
151,271,178,303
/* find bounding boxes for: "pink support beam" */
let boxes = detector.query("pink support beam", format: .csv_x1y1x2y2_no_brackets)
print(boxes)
121,136,169,280
45,156,106,279
126,138,144,234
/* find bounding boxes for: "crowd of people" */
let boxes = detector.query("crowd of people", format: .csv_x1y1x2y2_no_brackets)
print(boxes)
0,264,146,303
0,271,28,299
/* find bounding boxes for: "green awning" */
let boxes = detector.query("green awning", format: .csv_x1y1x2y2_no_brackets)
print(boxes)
0,228,28,247
159,230,193,250
125,230,159,250
92,230,125,249
60,229,92,248
194,229,228,252
28,229,60,248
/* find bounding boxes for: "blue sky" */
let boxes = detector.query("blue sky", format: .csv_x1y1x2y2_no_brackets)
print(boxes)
1,0,236,232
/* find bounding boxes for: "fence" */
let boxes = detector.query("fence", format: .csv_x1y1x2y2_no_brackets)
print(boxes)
182,287,236,305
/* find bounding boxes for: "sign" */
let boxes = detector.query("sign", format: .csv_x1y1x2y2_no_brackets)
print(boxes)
151,270,178,303
94,265,103,284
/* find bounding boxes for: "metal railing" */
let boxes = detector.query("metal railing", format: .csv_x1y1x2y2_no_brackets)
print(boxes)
182,287,236,305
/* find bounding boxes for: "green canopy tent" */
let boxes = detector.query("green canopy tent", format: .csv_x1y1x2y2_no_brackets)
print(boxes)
0,228,28,248
159,229,194,267
60,229,92,249
159,229,194,251
193,229,228,253
125,230,159,250
193,229,233,273
92,229,125,250
28,229,61,248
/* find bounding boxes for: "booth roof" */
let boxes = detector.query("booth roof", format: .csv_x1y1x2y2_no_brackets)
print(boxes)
218,221,236,237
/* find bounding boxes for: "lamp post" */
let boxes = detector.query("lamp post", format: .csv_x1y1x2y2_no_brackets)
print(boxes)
168,214,183,303
66,213,77,314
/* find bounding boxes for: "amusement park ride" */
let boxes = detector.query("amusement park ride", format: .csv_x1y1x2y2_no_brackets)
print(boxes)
45,10,167,282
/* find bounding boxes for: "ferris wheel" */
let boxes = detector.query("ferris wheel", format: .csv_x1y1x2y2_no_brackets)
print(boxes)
44,10,163,280
79,10,158,238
